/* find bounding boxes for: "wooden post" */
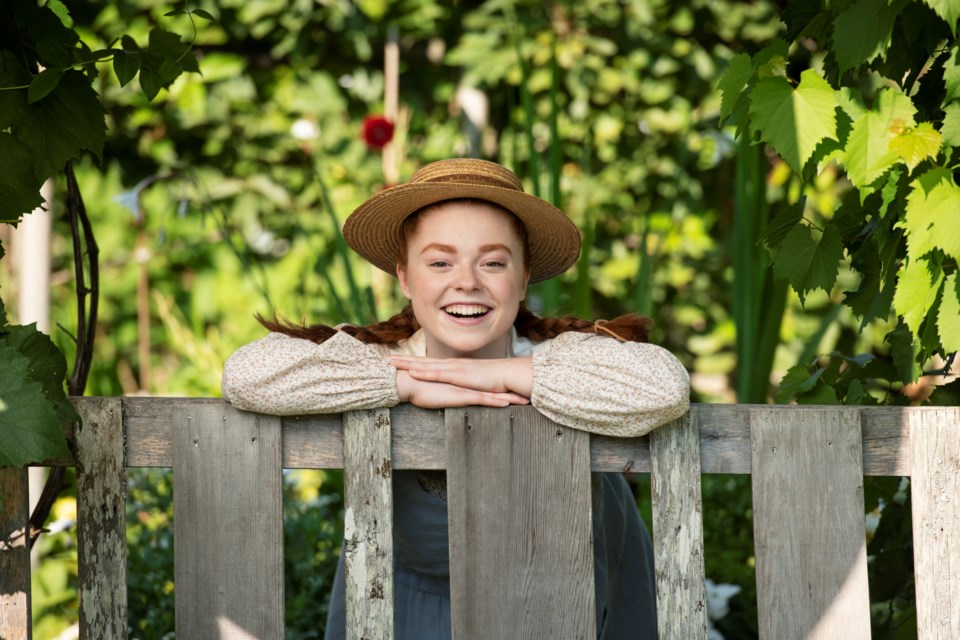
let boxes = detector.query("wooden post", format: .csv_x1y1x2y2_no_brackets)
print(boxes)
172,403,284,638
75,397,127,639
650,411,708,639
343,408,395,640
0,466,31,640
910,407,960,639
446,407,595,640
750,407,870,639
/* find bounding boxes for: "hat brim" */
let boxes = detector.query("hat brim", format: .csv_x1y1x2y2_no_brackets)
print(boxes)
343,182,581,283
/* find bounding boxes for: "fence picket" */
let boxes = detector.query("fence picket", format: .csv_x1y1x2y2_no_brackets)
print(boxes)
0,467,31,640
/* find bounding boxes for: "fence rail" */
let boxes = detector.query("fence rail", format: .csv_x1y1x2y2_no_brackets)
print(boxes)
1,399,957,639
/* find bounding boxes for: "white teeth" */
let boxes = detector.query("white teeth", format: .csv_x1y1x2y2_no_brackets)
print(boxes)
444,304,489,317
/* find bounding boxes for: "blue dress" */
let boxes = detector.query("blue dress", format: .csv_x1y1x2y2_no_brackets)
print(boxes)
324,470,657,640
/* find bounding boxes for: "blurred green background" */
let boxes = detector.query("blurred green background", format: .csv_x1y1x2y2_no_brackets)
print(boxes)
3,0,955,637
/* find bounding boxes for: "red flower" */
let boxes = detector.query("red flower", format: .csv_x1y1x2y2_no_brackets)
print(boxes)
361,115,395,150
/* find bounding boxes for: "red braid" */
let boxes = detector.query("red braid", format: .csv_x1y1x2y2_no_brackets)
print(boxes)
256,305,420,345
513,306,651,343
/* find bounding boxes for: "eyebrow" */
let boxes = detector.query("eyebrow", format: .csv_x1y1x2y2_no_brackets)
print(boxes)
420,243,513,255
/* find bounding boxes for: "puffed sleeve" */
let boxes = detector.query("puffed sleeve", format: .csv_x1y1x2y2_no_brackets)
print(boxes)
530,332,690,437
221,331,399,415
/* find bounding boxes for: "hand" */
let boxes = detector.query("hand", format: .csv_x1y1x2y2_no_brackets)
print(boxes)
396,371,529,409
390,356,534,398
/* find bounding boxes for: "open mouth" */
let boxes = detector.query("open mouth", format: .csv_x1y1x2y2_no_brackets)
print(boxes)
443,304,491,319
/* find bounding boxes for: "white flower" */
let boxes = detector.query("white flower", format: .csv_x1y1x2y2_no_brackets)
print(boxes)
290,118,319,141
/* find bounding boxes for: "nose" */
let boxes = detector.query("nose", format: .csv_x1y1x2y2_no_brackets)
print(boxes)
454,265,481,291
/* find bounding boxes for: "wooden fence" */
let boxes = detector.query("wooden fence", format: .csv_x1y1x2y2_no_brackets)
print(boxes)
1,399,959,639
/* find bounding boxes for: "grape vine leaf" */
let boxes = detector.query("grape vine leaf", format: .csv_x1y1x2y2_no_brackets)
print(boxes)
893,256,944,336
775,363,825,403
888,122,942,173
832,0,908,74
885,323,922,384
844,240,896,329
718,53,752,120
842,88,916,193
749,69,838,174
0,134,44,221
901,168,960,262
944,47,960,102
943,103,960,148
939,273,960,352
772,221,844,303
27,68,64,104
0,51,30,131
14,70,106,182
923,0,960,35
0,343,72,467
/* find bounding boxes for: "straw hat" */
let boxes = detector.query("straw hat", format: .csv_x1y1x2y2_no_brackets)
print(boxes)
343,158,581,283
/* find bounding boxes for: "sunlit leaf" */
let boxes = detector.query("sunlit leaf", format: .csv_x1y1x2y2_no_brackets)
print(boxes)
718,53,752,121
45,0,74,28
749,69,838,174
923,0,960,35
842,88,916,191
901,168,960,262
944,47,960,102
772,221,844,303
832,0,908,73
754,39,788,78
943,103,960,148
938,273,960,352
888,122,942,173
893,256,944,336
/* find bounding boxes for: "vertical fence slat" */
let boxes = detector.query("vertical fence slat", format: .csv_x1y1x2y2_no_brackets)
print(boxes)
751,408,870,639
911,407,960,640
0,466,31,640
75,397,126,639
173,403,284,638
446,407,595,640
650,411,708,639
343,408,394,640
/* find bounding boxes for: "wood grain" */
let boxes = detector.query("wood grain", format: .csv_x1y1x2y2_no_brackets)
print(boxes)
650,413,708,639
910,408,960,640
172,403,284,639
751,407,870,640
0,466,31,640
342,408,395,640
446,408,595,640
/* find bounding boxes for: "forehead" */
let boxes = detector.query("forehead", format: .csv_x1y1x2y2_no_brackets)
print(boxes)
407,202,524,246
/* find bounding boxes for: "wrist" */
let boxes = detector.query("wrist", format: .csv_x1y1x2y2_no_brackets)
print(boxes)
396,370,413,403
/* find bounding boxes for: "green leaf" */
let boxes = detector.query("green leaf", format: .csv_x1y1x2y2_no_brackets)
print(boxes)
901,168,960,262
762,199,805,252
191,9,216,21
159,59,183,83
939,273,960,352
775,363,824,403
27,68,64,104
0,51,29,132
113,50,140,88
893,256,944,336
844,240,896,329
0,134,44,222
836,86,867,121
832,0,907,74
139,65,162,100
944,48,960,102
45,0,74,28
796,384,839,404
923,0,960,35
772,221,844,303
929,379,960,405
888,122,942,173
885,323,921,384
749,70,838,174
754,40,789,78
719,53,752,121
0,343,72,467
14,70,106,180
943,103,960,148
842,88,916,192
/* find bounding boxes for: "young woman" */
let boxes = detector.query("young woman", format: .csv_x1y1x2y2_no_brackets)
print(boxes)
222,158,690,640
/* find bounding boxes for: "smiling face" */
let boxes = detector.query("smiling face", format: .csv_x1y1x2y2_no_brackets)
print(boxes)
396,201,530,359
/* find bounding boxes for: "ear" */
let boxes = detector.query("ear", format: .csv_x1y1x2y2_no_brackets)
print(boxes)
520,271,531,300
397,263,412,299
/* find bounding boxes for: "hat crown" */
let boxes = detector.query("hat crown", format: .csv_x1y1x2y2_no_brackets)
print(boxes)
409,158,524,193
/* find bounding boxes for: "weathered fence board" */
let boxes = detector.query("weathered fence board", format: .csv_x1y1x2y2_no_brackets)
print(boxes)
751,408,870,639
446,408,595,640
172,403,284,639
343,408,395,640
650,412,708,639
75,397,127,639
78,400,913,475
0,466,31,640
910,407,960,640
